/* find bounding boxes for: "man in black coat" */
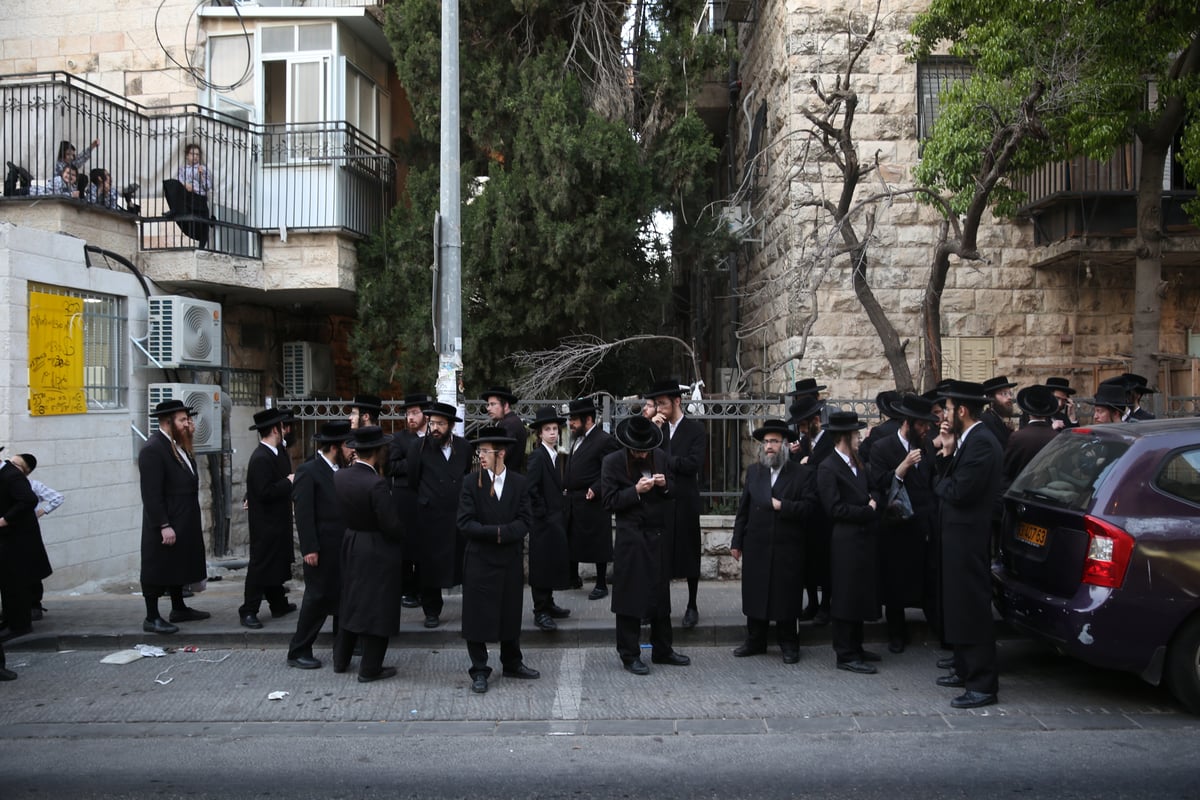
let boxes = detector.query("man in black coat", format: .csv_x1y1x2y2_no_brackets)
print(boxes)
137,400,210,635
787,393,833,624
348,393,383,430
389,393,433,609
858,390,901,466
0,453,45,641
645,377,706,629
730,419,816,664
934,381,1004,709
564,397,620,599
483,386,527,473
408,401,472,628
458,427,540,693
1118,373,1158,420
980,375,1018,449
286,420,353,670
239,408,296,629
525,406,572,631
1004,385,1061,485
602,415,688,675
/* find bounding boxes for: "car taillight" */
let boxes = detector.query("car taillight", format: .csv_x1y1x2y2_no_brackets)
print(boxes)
1080,515,1134,589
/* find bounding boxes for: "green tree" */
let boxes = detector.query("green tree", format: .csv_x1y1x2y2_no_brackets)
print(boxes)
350,0,726,397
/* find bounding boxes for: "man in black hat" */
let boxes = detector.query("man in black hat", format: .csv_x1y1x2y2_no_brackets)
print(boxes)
348,393,383,429
286,420,354,670
602,415,689,675
787,394,833,623
980,376,1018,448
785,378,826,401
0,450,50,642
730,419,816,664
645,378,706,629
525,407,572,631
933,381,1004,708
869,394,939,654
564,396,620,598
483,386,527,473
858,390,901,465
389,393,434,609
1044,377,1079,431
136,400,210,635
1118,373,1157,420
239,408,297,629
458,427,540,693
1088,381,1130,424
407,401,472,628
1004,385,1062,483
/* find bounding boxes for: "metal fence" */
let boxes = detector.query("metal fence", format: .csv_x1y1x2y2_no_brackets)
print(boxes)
0,72,396,257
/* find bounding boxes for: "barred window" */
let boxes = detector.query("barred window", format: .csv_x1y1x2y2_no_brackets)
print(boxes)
28,283,127,411
916,57,972,141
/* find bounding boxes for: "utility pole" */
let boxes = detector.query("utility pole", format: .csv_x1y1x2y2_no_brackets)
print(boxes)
436,0,463,426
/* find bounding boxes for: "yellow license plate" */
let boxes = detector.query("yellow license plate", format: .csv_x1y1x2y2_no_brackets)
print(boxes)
1016,522,1048,547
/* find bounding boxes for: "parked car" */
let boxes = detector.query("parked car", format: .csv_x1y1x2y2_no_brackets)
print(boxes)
994,418,1200,712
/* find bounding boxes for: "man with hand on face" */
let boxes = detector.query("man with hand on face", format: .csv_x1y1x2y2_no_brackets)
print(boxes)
239,408,297,630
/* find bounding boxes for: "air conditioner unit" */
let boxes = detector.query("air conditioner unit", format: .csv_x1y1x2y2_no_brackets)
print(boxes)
149,383,223,454
282,341,335,398
147,296,222,368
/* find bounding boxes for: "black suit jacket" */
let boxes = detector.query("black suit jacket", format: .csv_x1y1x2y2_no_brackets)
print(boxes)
564,424,620,561
1003,422,1059,484
660,415,705,578
245,441,295,585
408,434,472,586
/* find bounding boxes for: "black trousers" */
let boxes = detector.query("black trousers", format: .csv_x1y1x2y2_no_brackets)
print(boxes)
140,583,186,621
746,617,799,653
0,578,32,632
831,618,864,663
466,639,523,678
400,559,421,597
239,583,288,618
953,641,999,694
333,630,388,677
531,586,555,614
287,563,337,660
616,613,673,663
885,605,908,645
420,586,444,618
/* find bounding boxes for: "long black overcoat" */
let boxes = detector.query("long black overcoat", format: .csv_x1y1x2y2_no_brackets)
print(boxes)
408,434,472,587
292,454,344,607
660,415,705,579
458,469,532,642
0,461,51,584
817,455,881,622
869,431,935,609
525,444,570,590
245,442,295,586
731,460,815,621
601,449,675,619
387,429,422,551
564,426,619,562
336,461,404,637
138,432,206,587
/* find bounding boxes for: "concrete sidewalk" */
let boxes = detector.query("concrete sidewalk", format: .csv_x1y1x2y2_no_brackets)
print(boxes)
8,569,954,653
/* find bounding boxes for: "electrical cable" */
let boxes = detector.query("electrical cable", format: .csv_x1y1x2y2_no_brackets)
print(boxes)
155,0,254,93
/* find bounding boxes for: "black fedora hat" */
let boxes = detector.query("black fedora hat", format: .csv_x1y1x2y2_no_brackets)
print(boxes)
981,376,1018,395
1017,385,1059,419
567,397,599,418
249,407,291,431
643,378,684,399
399,393,435,410
938,380,989,403
785,378,827,398
313,419,353,444
1045,377,1076,396
151,399,198,418
528,406,567,431
346,424,392,450
1089,383,1130,410
889,393,939,423
424,401,462,422
787,395,826,423
471,426,517,447
752,419,798,442
481,386,519,405
824,411,867,433
875,390,901,417
614,415,664,451
1119,373,1157,394
350,393,383,412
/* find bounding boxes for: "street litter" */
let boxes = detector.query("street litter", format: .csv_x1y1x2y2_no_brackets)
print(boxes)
135,644,167,657
153,652,232,685
100,650,144,665
267,691,289,701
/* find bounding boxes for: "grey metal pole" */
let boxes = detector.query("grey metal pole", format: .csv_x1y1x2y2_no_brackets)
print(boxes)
437,0,463,422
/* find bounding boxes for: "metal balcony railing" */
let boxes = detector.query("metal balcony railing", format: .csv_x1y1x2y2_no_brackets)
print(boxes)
0,72,397,259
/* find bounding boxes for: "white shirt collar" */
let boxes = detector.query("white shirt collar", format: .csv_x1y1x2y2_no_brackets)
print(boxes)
319,451,339,471
260,440,279,456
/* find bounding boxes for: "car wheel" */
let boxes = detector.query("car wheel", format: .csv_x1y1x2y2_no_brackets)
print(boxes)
1166,615,1200,715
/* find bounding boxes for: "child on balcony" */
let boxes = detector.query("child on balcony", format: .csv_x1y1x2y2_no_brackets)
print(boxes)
85,168,119,209
55,139,98,194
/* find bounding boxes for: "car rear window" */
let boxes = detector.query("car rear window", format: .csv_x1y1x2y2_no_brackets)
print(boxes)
1155,448,1200,505
1008,431,1131,511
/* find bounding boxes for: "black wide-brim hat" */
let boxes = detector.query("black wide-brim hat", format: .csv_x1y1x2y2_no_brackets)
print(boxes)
824,410,867,433
482,386,519,405
1045,377,1076,396
529,406,567,430
1118,372,1157,394
1016,385,1060,419
151,398,198,418
346,425,392,449
567,397,599,418
399,393,435,410
249,407,291,431
350,393,383,412
787,395,825,423
471,426,517,447
875,390,901,417
314,419,353,444
938,380,989,403
889,393,939,423
785,378,826,398
643,378,684,399
981,376,1018,395
1087,383,1130,410
615,415,664,451
424,401,462,422
752,419,799,442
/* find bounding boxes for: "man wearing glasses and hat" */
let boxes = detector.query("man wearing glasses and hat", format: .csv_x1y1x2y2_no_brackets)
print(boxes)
287,420,354,670
239,408,297,630
563,396,621,598
601,415,690,675
389,393,435,610
137,400,210,634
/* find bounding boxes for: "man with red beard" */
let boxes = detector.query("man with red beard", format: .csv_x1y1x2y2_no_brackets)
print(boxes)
138,400,210,634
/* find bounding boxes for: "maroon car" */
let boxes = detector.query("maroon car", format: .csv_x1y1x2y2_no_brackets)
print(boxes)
995,418,1200,712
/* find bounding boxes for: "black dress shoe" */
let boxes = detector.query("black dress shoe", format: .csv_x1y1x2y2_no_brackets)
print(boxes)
936,673,965,688
401,595,421,609
951,690,998,709
471,674,489,693
287,655,322,670
733,642,767,657
937,655,956,669
358,666,397,683
588,586,608,600
888,641,905,654
423,615,441,629
0,667,17,681
168,607,211,623
681,607,699,629
270,603,298,618
782,651,800,664
836,660,877,674
142,617,178,635
859,649,882,662
240,613,263,629
502,664,540,679
534,613,557,632
547,604,571,619
624,658,650,675
651,652,690,666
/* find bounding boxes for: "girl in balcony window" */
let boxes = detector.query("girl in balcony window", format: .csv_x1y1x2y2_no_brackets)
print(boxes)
47,165,81,198
178,143,212,200
85,168,119,209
